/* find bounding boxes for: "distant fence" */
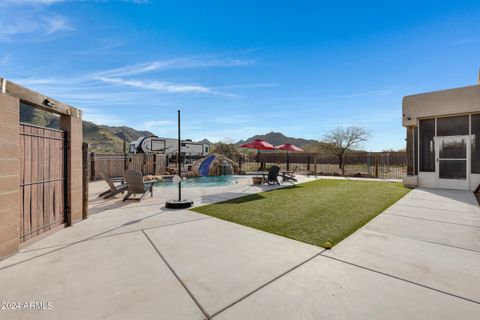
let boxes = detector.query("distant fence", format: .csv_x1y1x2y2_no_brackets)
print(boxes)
88,153,167,181
233,152,407,180
88,151,407,181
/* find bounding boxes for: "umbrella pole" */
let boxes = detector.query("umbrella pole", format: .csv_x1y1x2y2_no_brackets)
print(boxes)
287,151,290,171
256,150,260,174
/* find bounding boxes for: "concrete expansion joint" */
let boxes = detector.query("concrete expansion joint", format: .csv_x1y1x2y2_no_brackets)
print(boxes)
387,213,480,229
0,216,208,270
141,230,211,320
209,249,326,319
141,227,326,320
396,203,480,215
365,228,480,254
318,254,480,306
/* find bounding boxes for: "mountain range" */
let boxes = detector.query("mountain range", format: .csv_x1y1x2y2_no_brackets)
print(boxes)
20,105,321,153
236,131,317,147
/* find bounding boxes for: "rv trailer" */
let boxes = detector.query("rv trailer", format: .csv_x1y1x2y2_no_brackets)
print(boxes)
129,136,167,154
129,136,210,158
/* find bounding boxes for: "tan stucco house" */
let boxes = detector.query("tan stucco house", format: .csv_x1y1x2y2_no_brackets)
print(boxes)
402,76,480,191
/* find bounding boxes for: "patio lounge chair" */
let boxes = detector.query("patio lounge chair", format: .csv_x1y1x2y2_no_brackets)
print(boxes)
98,170,127,199
282,166,298,183
265,165,281,185
122,169,154,201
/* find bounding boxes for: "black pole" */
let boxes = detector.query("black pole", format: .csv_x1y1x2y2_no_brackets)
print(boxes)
165,109,192,209
178,110,181,201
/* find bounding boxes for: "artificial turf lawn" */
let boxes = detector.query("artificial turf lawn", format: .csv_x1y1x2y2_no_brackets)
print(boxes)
191,179,410,248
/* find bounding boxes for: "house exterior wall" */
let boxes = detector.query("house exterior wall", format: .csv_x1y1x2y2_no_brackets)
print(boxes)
402,84,480,127
0,79,84,258
402,83,480,191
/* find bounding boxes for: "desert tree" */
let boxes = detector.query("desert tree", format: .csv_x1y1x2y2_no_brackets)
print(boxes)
211,138,238,157
322,126,369,175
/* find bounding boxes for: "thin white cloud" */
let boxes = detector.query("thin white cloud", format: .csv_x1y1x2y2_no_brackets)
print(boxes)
0,0,150,40
43,15,74,34
71,38,124,55
0,0,64,6
94,57,255,78
144,120,176,128
82,107,125,126
140,120,178,136
94,76,235,96
95,61,176,78
87,56,256,96
0,0,73,41
10,52,267,102
0,0,149,7
0,20,36,40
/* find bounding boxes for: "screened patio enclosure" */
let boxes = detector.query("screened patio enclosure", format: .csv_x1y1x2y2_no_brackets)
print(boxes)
414,114,479,190
403,81,480,191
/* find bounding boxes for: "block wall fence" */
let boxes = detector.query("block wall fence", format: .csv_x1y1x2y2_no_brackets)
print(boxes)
0,79,84,258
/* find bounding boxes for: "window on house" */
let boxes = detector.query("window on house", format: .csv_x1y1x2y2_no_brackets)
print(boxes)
419,119,435,172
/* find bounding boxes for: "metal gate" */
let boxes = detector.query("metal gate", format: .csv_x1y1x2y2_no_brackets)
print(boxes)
19,123,67,242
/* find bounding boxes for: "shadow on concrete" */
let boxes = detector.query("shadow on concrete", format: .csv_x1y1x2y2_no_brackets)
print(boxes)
205,193,266,205
407,187,479,208
197,184,304,206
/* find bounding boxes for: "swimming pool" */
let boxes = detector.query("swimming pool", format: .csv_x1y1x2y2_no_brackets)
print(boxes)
155,175,241,188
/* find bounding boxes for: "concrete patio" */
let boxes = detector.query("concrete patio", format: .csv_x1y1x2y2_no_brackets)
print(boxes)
0,178,479,319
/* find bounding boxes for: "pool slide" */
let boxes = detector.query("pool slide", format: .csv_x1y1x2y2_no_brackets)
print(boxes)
199,154,216,176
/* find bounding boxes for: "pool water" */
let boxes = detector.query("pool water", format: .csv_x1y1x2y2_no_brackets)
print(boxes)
155,175,240,188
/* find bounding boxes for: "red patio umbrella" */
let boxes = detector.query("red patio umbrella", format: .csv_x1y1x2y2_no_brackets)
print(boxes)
240,139,276,171
240,139,276,150
275,143,304,171
275,143,304,152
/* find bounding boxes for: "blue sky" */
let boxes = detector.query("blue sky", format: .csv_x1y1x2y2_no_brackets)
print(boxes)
1,0,480,150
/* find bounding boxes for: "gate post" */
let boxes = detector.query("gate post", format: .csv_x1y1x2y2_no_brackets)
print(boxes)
82,143,89,220
0,92,21,257
375,156,379,178
60,112,83,226
90,152,96,181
